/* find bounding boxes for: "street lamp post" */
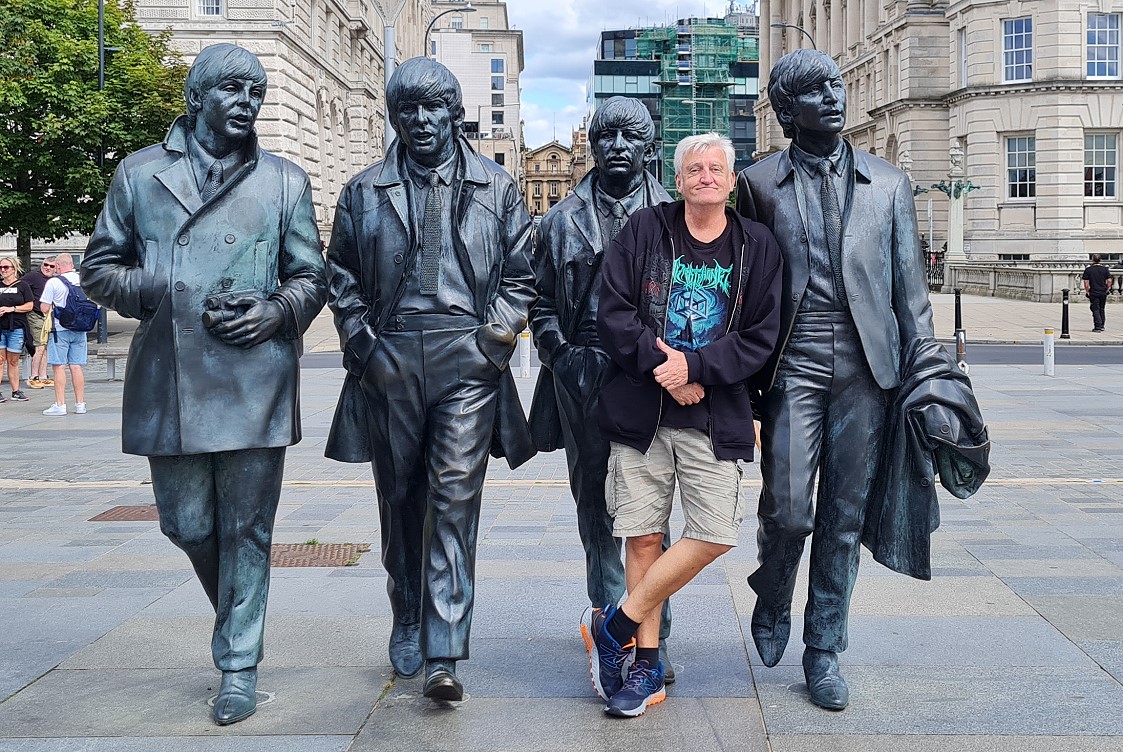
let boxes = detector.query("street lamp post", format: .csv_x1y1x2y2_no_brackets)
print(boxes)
425,4,476,58
769,22,817,50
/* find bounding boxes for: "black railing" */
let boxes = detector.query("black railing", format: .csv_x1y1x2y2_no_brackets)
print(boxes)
924,240,945,290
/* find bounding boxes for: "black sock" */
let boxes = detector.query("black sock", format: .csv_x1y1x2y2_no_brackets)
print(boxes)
634,647,659,667
606,606,641,645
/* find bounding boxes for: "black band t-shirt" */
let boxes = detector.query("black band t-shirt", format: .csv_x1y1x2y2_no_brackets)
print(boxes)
0,278,33,332
660,215,737,433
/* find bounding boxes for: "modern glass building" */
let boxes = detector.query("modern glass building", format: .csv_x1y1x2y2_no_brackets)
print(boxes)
589,10,761,193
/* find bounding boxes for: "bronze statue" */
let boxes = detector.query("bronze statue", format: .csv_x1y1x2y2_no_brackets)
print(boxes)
324,57,535,702
81,43,328,725
527,96,679,678
735,49,989,711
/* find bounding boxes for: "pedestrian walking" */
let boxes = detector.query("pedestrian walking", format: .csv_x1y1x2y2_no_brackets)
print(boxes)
1082,254,1114,331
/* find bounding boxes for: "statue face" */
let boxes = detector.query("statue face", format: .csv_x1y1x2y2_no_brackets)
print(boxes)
194,77,265,144
593,126,650,181
395,98,456,165
674,145,733,209
785,74,846,136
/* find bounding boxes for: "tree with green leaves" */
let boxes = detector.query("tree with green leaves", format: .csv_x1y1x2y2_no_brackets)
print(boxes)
0,0,187,270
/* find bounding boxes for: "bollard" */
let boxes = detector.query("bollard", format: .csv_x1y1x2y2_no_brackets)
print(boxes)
1043,327,1055,376
97,307,108,344
1060,289,1070,339
519,329,532,378
953,288,968,373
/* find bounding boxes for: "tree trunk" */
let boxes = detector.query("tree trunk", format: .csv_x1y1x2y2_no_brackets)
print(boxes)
16,231,31,274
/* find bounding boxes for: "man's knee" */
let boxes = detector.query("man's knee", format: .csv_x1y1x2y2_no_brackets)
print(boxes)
695,540,734,561
626,531,665,556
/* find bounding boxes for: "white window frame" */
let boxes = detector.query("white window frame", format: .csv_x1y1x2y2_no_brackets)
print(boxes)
1085,133,1118,198
450,15,463,29
1002,17,1033,83
1006,135,1036,199
197,0,222,17
1088,13,1121,79
479,43,492,52
479,17,489,29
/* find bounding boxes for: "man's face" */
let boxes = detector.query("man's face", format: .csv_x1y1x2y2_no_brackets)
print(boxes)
41,260,55,277
593,125,651,180
395,97,456,165
675,146,734,209
785,74,846,136
194,77,265,144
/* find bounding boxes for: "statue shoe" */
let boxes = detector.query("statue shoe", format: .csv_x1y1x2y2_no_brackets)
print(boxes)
389,621,423,679
422,660,463,702
213,668,258,725
750,598,791,668
802,647,849,711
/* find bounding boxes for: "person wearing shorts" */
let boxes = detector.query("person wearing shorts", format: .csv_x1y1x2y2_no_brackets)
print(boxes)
0,255,35,403
21,257,55,387
587,133,782,718
39,253,87,416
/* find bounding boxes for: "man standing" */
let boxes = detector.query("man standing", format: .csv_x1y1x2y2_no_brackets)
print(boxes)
1082,254,1114,331
588,133,782,717
325,57,534,702
21,257,54,389
82,44,327,725
736,50,986,710
528,97,677,676
38,254,87,416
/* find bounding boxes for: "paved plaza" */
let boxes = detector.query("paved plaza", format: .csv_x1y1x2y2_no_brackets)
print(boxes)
1,293,1122,751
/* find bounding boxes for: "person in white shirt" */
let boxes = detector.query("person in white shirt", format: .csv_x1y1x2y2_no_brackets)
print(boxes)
38,253,86,416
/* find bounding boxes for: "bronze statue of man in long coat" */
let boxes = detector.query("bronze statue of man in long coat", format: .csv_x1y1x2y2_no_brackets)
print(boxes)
82,43,327,725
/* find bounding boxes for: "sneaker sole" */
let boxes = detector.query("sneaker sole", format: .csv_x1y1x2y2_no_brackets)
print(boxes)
605,686,667,718
589,639,611,701
580,608,594,654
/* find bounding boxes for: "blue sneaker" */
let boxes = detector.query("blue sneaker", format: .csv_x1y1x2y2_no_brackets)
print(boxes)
586,605,634,701
605,659,666,718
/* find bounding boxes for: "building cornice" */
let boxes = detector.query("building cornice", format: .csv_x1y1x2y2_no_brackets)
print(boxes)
945,79,1123,105
867,97,950,119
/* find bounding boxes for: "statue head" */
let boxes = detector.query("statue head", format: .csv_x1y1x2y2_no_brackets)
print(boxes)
589,97,657,198
184,44,267,156
767,49,846,141
387,57,465,168
673,132,736,209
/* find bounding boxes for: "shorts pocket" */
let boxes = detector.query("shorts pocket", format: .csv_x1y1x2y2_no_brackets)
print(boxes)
605,452,619,518
732,462,745,526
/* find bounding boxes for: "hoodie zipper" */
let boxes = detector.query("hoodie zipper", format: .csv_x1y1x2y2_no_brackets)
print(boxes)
710,236,748,453
650,235,673,453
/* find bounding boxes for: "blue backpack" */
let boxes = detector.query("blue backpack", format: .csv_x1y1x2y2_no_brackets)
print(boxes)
53,276,99,332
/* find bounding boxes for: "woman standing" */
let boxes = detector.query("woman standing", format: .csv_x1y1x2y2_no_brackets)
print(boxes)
0,255,34,403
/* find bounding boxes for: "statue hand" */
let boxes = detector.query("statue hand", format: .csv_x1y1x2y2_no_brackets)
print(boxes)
209,295,285,348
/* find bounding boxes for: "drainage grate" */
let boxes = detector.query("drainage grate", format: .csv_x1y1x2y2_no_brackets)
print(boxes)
89,505,160,522
270,543,372,567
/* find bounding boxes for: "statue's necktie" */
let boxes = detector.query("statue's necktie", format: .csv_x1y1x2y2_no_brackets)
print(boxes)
610,201,627,241
817,159,847,306
201,161,223,202
419,170,441,296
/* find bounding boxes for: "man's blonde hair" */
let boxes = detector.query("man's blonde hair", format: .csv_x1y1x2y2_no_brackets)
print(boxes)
673,133,736,176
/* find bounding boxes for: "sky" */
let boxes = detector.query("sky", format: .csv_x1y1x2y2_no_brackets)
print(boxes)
502,0,755,149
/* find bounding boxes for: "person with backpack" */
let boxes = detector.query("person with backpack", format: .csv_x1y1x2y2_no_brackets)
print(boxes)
38,253,92,416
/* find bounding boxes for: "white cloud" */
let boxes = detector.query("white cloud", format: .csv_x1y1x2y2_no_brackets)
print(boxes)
507,0,743,148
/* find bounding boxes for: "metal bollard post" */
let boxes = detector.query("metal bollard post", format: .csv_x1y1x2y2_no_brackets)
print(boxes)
519,329,532,378
953,288,968,374
96,307,108,344
1043,327,1055,376
1060,289,1070,339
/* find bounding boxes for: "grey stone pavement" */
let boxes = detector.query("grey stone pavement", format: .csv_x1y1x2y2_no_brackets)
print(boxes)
1,291,1122,751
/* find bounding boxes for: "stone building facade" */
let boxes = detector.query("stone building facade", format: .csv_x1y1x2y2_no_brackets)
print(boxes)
521,141,574,217
756,0,1123,262
430,0,522,179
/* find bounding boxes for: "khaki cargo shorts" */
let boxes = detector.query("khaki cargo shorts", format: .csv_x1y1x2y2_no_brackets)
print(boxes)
606,427,744,546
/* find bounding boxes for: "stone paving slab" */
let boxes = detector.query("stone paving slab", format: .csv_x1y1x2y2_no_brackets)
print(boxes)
768,737,1123,752
349,695,771,752
0,738,353,752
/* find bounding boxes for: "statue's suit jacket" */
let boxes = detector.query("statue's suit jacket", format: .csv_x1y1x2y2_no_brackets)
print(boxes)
325,136,536,466
82,116,327,457
736,143,934,392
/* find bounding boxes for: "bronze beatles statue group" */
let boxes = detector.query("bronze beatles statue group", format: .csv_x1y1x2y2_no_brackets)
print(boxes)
83,44,988,726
